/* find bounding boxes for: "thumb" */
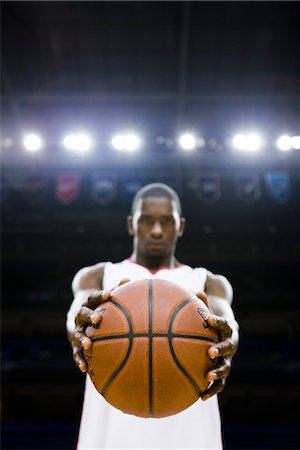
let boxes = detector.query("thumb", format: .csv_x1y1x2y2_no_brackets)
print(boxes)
118,278,131,286
195,290,209,308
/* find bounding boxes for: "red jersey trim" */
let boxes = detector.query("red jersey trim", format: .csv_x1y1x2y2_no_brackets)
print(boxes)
126,258,187,275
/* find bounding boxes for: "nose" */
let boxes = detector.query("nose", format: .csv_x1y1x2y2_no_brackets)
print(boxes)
150,221,163,237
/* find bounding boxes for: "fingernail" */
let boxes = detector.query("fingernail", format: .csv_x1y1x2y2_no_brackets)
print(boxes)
91,313,101,323
209,347,219,358
208,371,217,381
79,363,86,372
81,337,89,348
197,307,209,323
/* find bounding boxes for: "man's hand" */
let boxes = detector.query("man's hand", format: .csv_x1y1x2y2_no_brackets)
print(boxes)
71,290,111,372
70,278,130,373
201,315,238,401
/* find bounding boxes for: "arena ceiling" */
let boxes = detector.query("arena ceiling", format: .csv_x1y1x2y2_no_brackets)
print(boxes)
1,1,300,169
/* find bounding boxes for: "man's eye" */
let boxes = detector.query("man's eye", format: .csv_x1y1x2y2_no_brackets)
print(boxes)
162,218,174,226
140,217,153,225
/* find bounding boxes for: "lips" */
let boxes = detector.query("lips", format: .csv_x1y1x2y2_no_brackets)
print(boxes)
147,241,164,249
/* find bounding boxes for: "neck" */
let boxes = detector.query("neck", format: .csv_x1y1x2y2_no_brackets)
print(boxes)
129,252,178,271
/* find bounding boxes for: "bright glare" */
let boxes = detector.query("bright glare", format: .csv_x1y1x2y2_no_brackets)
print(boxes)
233,134,247,150
179,133,197,151
63,133,91,153
125,134,140,151
233,133,261,152
63,135,76,150
111,135,125,150
291,136,300,150
111,133,140,151
247,134,261,151
276,135,292,151
23,133,42,152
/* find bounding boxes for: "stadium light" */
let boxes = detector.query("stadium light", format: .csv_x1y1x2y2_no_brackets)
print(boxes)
291,136,300,150
276,135,292,151
111,135,125,150
23,133,42,152
63,133,92,153
232,133,262,152
276,135,300,151
178,133,197,151
111,133,141,151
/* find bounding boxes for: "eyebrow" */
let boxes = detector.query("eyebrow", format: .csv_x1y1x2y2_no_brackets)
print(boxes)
139,214,175,219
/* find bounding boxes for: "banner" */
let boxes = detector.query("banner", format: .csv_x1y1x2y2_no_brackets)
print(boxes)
8,175,27,192
188,172,221,205
264,172,291,203
56,173,81,204
235,172,261,204
91,173,118,205
156,173,183,195
123,177,145,200
23,176,49,205
0,176,9,202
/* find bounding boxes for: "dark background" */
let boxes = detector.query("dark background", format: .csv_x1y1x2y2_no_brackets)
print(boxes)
1,1,300,449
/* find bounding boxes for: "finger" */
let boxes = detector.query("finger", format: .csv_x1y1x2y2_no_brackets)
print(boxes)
206,359,231,382
72,344,88,373
90,305,107,325
118,278,130,286
215,339,236,358
206,315,232,338
75,306,96,326
208,345,220,359
201,379,225,401
83,290,111,309
73,328,92,350
74,355,88,372
208,338,236,359
195,291,209,308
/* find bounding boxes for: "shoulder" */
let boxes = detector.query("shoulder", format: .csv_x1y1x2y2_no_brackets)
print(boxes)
204,269,233,304
71,262,107,293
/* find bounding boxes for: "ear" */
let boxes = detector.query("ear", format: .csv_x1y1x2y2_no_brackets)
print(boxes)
127,215,134,236
178,217,186,237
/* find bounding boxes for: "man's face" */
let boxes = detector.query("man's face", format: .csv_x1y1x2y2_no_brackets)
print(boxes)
127,196,185,259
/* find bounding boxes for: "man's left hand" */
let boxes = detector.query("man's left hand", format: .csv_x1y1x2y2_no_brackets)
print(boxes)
201,315,237,401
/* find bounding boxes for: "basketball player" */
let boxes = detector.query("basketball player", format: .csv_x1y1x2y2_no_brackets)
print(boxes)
67,183,239,449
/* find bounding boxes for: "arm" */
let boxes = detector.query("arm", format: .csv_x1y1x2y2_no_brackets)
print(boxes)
200,270,239,400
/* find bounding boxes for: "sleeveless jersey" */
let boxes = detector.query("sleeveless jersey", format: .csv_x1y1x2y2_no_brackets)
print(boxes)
77,259,223,450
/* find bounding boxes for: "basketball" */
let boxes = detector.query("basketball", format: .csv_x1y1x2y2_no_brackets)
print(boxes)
84,278,219,418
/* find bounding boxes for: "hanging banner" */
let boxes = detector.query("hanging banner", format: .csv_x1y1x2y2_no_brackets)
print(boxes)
123,177,145,200
23,176,49,205
8,175,27,192
235,172,261,204
56,173,81,205
156,173,183,195
0,176,9,202
91,173,118,205
188,172,221,205
264,172,291,203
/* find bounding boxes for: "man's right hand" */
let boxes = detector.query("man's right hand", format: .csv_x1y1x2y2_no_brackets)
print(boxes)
70,278,130,373
71,290,111,372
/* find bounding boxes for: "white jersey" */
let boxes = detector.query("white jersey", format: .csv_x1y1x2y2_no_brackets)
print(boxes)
77,259,223,450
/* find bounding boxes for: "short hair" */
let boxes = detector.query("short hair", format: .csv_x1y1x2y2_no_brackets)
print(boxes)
131,183,182,216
